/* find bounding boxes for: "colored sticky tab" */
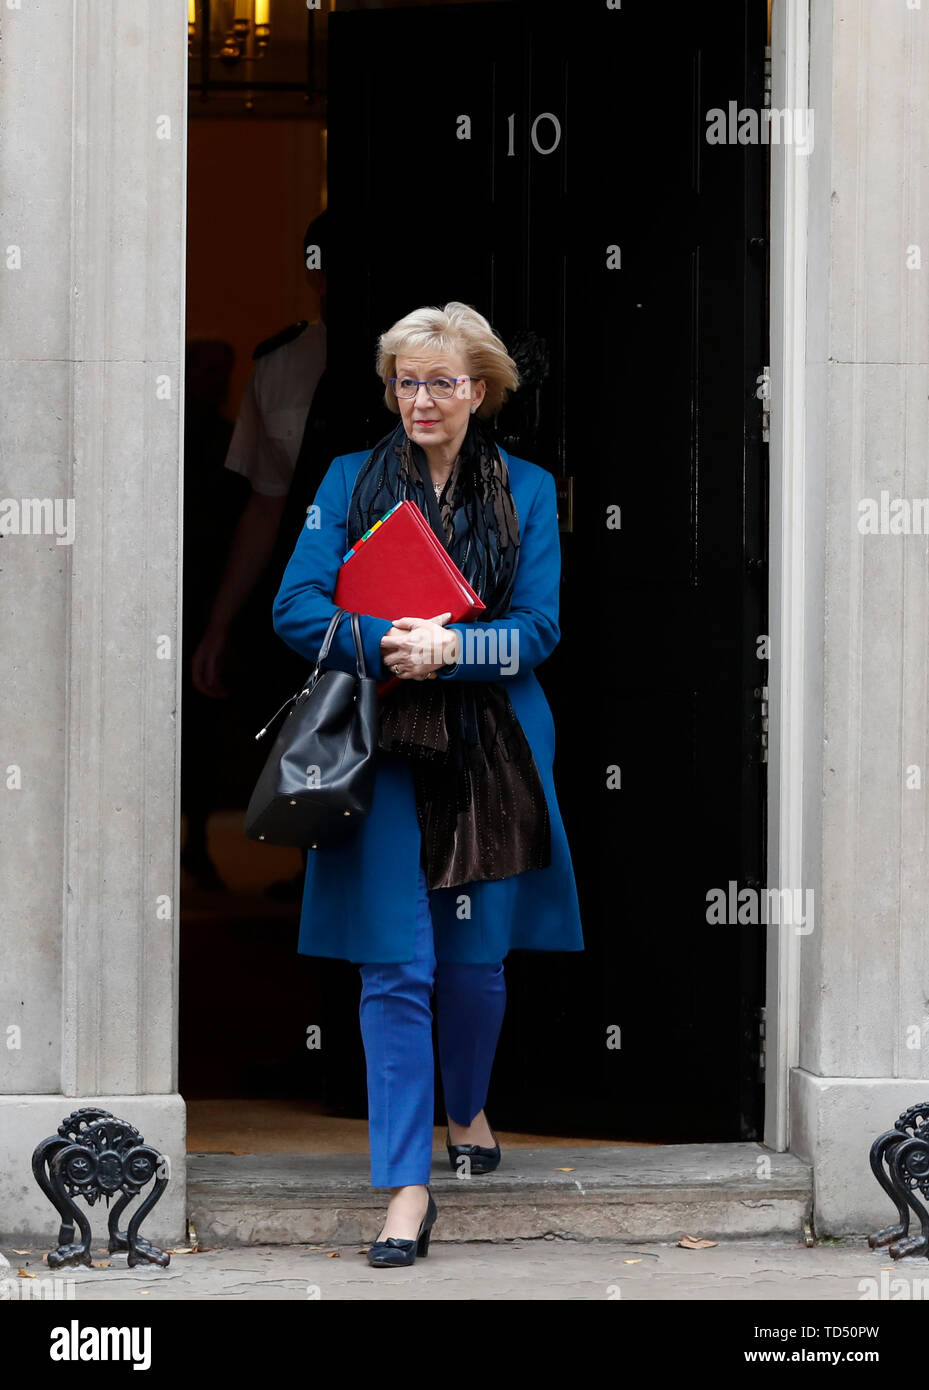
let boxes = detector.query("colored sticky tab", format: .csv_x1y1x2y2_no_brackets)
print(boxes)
342,501,404,564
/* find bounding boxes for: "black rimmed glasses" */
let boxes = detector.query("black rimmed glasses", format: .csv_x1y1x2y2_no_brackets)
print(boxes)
389,375,472,400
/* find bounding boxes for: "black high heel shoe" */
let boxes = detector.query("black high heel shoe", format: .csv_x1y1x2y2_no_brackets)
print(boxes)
446,1118,501,1175
366,1188,437,1268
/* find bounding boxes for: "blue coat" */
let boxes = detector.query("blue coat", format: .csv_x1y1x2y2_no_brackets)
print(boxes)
271,448,586,965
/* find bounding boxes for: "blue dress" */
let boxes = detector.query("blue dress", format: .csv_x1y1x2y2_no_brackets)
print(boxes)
271,449,585,965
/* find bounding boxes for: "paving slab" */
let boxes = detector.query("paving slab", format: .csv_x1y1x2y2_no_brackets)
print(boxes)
2,1235,923,1302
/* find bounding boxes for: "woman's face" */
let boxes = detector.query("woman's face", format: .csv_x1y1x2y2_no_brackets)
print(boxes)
394,347,486,454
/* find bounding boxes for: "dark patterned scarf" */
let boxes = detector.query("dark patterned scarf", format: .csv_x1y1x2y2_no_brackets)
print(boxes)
346,416,551,889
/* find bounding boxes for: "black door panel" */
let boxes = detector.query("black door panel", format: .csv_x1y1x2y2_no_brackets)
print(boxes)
323,0,768,1140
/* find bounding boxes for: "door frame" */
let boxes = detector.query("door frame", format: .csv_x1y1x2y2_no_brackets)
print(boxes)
172,0,808,1151
764,0,810,1151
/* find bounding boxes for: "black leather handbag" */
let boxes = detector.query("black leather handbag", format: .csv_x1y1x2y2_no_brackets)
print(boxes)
244,608,379,849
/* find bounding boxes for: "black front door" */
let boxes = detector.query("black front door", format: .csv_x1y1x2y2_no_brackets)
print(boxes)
324,0,768,1141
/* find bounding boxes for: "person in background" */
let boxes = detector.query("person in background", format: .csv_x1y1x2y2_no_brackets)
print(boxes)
181,339,249,889
192,213,328,703
190,214,329,899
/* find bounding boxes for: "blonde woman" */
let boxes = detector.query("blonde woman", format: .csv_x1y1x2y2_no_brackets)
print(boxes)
272,302,584,1267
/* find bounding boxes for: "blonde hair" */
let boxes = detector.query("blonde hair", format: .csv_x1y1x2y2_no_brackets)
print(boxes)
376,301,520,419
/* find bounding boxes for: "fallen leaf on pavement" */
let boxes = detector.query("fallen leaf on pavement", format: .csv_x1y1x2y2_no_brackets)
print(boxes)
18,1268,36,1278
678,1235,717,1249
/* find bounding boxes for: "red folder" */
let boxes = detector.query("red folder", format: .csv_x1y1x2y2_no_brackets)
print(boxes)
333,500,486,695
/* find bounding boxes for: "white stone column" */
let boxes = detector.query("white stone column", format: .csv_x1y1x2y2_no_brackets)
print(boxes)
0,0,188,1243
790,0,929,1234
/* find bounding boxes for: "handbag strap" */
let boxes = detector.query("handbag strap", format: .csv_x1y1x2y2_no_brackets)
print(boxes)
317,607,368,681
350,611,368,680
316,607,346,667
255,607,361,741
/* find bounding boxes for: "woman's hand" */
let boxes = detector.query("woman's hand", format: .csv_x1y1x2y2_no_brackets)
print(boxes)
380,612,461,680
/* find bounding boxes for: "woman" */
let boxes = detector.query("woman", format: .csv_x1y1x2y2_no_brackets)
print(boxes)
272,302,584,1268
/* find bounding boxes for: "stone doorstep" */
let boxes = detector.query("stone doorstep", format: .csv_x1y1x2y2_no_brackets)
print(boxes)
186,1143,813,1247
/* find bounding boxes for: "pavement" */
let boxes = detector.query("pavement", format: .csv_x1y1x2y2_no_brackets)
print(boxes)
4,1233,927,1301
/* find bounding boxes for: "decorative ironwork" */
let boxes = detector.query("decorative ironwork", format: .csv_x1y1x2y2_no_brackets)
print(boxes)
868,1103,929,1259
31,1108,170,1269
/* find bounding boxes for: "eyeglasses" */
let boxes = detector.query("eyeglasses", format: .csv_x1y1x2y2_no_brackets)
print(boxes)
389,375,471,400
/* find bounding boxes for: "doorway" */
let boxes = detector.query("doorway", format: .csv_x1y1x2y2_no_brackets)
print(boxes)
180,0,770,1150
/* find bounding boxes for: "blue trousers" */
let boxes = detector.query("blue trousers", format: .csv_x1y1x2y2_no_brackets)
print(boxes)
358,863,507,1187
